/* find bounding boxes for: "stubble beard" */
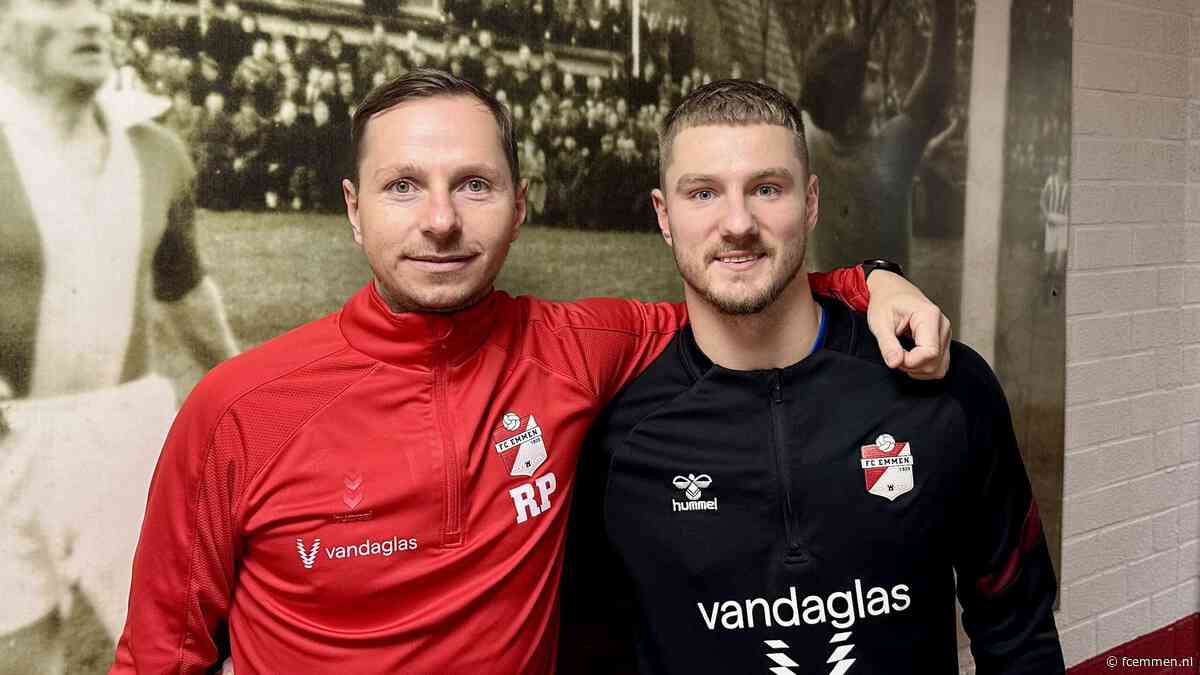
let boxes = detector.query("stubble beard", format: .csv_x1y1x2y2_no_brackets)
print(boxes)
372,242,510,315
375,270,500,315
675,235,807,317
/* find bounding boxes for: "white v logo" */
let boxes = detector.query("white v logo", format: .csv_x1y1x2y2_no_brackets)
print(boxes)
296,538,321,569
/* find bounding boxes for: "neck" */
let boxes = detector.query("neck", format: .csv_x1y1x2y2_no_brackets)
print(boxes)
685,276,821,371
3,71,100,139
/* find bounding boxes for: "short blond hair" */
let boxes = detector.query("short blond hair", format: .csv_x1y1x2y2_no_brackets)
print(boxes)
658,79,809,182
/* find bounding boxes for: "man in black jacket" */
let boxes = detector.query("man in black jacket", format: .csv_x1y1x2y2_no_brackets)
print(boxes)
561,80,1063,675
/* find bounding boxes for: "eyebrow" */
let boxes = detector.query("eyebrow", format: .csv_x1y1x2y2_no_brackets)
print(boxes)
373,163,423,183
674,167,796,192
372,163,506,184
674,173,716,192
747,167,796,183
456,163,506,183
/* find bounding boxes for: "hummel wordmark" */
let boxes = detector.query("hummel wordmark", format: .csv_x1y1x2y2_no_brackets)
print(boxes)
672,473,718,512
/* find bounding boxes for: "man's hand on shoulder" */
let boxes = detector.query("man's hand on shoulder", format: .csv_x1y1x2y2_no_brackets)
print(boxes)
865,270,951,380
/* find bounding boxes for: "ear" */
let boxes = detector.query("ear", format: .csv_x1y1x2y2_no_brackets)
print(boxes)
651,188,672,248
343,178,363,245
804,173,820,234
512,177,528,242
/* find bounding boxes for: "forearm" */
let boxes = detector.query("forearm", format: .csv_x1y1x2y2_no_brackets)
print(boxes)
164,276,240,368
903,0,957,128
972,609,1065,675
865,269,918,300
965,540,1064,675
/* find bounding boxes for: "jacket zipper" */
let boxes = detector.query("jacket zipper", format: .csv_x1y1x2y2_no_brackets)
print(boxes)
434,356,463,547
769,370,806,562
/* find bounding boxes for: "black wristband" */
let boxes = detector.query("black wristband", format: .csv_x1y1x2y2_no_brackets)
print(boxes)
862,259,904,279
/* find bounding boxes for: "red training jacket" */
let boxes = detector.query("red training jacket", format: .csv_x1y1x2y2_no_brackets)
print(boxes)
113,269,867,674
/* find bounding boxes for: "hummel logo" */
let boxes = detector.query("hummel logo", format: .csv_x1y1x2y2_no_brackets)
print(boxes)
296,538,321,569
671,474,718,512
672,473,711,500
343,470,364,510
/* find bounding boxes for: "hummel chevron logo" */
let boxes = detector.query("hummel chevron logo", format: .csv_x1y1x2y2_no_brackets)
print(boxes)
672,473,712,501
296,538,320,569
826,631,856,675
343,471,364,510
763,640,798,675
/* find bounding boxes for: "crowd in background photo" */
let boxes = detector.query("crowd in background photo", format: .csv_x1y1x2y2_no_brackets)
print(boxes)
108,0,713,229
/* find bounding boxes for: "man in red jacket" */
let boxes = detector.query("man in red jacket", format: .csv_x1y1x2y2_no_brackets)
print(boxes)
113,70,949,674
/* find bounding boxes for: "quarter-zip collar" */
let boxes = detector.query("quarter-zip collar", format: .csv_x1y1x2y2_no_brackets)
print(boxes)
676,295,859,382
339,281,500,367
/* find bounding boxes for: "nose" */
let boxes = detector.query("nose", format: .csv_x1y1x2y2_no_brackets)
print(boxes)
718,192,758,240
76,1,112,34
421,188,462,241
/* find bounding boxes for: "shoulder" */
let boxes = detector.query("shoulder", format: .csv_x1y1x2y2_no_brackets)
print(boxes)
481,294,686,401
129,120,190,163
878,113,924,146
596,331,693,434
128,120,194,190
818,299,1005,416
181,311,372,435
940,341,1007,408
816,296,887,367
515,295,686,337
881,340,1007,433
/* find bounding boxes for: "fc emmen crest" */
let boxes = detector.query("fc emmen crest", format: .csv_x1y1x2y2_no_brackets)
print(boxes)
860,434,914,501
493,413,549,477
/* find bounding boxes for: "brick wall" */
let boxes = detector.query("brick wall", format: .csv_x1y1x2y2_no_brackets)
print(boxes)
1060,0,1200,667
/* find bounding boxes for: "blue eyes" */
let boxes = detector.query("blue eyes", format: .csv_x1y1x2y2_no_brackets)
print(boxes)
386,179,491,194
689,186,780,201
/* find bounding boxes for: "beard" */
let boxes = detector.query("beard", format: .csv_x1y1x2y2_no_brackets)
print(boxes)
672,232,808,316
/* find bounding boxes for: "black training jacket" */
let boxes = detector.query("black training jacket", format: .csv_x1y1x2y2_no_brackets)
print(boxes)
559,296,1064,675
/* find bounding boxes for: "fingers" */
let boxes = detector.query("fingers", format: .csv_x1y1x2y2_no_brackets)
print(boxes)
863,272,952,379
900,345,943,380
867,309,906,369
900,310,952,380
877,329,905,369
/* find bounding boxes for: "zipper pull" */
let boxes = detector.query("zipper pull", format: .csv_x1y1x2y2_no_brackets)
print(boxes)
772,370,783,404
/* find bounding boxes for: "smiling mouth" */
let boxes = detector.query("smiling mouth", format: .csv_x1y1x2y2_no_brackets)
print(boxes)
74,44,106,56
712,252,766,268
407,255,477,272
